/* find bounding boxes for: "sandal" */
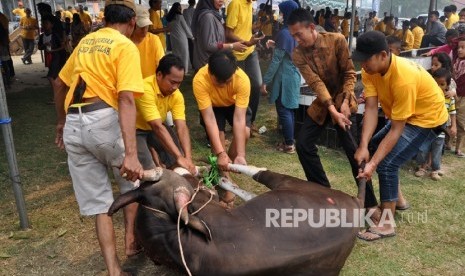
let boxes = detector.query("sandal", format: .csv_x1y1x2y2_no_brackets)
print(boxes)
357,228,396,241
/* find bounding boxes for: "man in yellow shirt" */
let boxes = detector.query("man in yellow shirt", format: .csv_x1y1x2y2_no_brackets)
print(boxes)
225,0,264,130
410,18,424,49
341,12,350,39
131,5,164,78
444,5,458,29
193,50,251,206
19,8,38,64
54,1,144,274
78,5,93,32
136,54,195,174
394,20,414,51
149,0,168,50
353,31,448,241
12,2,26,20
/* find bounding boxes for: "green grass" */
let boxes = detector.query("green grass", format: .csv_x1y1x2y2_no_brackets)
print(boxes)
1,74,465,275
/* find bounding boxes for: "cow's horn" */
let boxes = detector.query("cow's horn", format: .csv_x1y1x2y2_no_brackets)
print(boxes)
142,167,163,181
174,186,191,224
108,189,141,216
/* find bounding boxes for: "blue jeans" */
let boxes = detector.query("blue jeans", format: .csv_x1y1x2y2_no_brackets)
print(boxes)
237,51,262,123
369,122,440,202
416,136,444,171
275,95,295,145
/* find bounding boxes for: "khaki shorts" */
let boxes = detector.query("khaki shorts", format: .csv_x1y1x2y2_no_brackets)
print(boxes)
63,108,134,216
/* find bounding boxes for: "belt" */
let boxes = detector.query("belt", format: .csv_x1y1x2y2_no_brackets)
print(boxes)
68,101,111,114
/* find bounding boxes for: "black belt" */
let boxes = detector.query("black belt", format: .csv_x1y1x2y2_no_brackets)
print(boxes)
67,101,111,114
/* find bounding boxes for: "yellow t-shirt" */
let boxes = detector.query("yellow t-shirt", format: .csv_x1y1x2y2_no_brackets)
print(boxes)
354,16,360,32
225,0,254,61
362,55,448,128
79,12,92,30
402,29,414,50
64,10,73,21
341,19,349,38
136,75,185,130
137,33,165,78
411,26,424,49
149,8,166,50
193,65,250,110
20,17,37,39
445,14,459,29
374,21,385,33
97,11,104,23
59,28,144,112
12,8,26,18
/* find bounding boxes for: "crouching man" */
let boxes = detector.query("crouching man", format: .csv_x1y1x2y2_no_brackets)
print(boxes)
193,50,251,206
136,54,195,174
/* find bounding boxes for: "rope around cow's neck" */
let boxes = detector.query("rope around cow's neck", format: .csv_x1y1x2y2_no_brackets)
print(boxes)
141,180,214,275
176,180,214,276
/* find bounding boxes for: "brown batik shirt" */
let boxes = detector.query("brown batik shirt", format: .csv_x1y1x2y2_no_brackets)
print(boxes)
292,32,357,125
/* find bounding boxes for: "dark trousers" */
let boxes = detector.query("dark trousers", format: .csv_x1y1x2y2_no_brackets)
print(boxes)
420,35,445,48
22,38,35,62
188,38,194,71
296,114,378,208
237,51,262,124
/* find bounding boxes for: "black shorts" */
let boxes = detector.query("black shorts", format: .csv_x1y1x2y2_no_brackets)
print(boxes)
200,105,252,131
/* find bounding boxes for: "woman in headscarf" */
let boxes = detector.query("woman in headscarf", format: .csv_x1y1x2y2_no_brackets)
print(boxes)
191,0,246,71
260,0,300,154
166,2,194,73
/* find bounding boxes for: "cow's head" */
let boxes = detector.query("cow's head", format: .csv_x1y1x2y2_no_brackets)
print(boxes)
108,168,212,241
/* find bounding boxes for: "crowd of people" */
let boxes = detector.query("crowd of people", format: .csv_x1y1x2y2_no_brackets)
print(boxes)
2,0,464,274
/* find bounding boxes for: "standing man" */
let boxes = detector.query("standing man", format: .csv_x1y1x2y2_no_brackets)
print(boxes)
353,31,448,240
149,0,169,51
193,50,251,206
288,8,378,210
225,0,264,131
54,1,144,274
131,4,165,78
183,0,195,70
78,5,93,32
19,8,38,65
12,2,26,20
136,54,195,174
420,11,446,48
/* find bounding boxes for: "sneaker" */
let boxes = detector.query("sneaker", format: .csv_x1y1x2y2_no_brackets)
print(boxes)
21,57,26,64
437,170,444,176
276,142,296,154
456,151,465,158
414,167,426,177
431,171,441,181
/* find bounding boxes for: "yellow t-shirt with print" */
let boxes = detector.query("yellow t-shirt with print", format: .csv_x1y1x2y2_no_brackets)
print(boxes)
445,14,459,29
137,33,165,78
12,8,26,18
225,0,254,61
59,28,144,112
149,8,166,50
411,26,424,49
374,21,385,33
20,17,37,39
362,55,448,128
136,75,185,131
193,65,250,110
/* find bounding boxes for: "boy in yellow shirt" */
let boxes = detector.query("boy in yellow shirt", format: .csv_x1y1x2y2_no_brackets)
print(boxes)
353,31,448,241
19,8,38,64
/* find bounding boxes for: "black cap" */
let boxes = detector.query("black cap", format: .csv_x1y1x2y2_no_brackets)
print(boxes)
352,31,389,62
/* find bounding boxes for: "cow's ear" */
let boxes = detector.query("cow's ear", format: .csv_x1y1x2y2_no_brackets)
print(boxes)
187,216,212,242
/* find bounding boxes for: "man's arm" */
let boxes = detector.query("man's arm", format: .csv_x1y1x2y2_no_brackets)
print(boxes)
54,77,69,149
149,118,194,173
118,91,144,182
232,106,247,165
200,107,231,170
174,120,195,174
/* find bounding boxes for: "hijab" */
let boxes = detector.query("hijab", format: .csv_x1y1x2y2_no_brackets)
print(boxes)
275,1,298,56
191,0,223,36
